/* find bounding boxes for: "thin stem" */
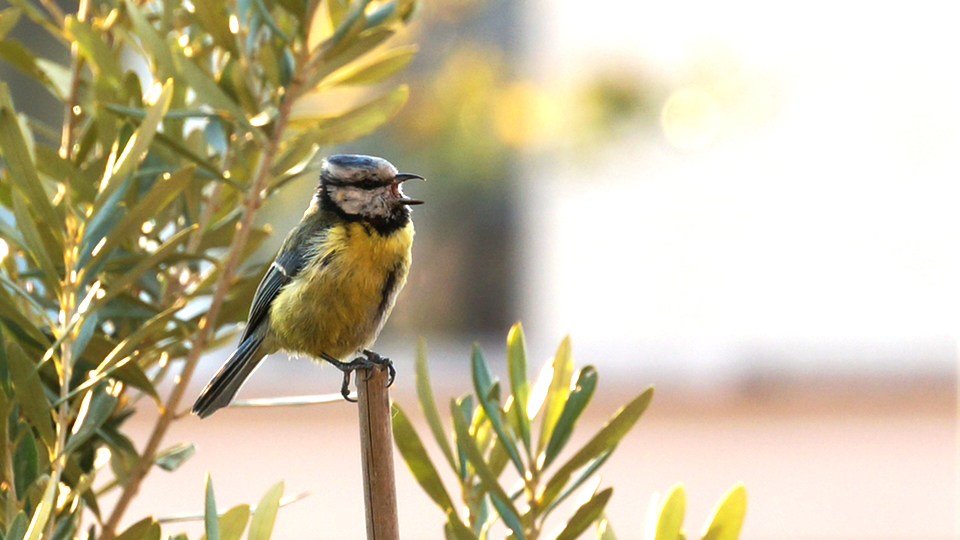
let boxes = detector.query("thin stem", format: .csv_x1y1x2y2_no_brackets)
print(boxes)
97,50,309,540
42,0,90,535
37,0,66,25
59,0,89,161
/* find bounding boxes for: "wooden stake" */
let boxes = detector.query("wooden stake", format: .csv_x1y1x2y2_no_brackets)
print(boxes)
356,365,400,540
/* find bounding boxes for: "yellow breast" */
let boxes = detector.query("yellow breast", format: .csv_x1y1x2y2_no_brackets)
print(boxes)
269,221,414,360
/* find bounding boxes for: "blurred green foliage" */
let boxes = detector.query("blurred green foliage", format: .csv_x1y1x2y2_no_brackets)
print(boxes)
394,324,748,540
0,0,417,538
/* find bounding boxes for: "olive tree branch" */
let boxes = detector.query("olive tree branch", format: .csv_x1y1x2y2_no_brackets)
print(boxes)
98,49,310,540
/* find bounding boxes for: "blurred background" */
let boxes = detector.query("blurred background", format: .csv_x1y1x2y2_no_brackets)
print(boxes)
5,0,954,538
177,0,959,539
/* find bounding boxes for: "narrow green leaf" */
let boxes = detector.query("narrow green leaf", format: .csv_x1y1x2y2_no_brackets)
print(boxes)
6,511,28,540
11,192,59,291
154,442,196,472
23,471,59,540
597,515,617,540
486,435,511,481
13,430,39,500
6,339,54,446
535,336,574,456
444,510,479,540
452,396,472,481
80,172,133,267
115,517,157,540
540,387,653,509
413,337,457,471
4,0,58,36
221,57,260,115
544,449,612,516
86,165,195,274
392,403,455,512
98,79,174,200
248,481,284,540
271,130,321,178
368,0,414,31
307,26,396,91
279,48,294,85
0,7,22,39
256,42,281,89
470,344,495,399
0,210,24,249
35,145,83,200
98,423,139,473
70,311,99,365
314,2,368,61
324,0,348,29
654,484,686,540
451,400,526,540
292,85,408,146
192,1,237,55
553,487,613,540
323,45,417,86
542,366,597,469
0,41,50,88
0,81,60,234
217,504,251,540
505,323,530,452
65,16,123,85
0,278,50,343
274,0,305,19
35,58,72,98
51,507,79,540
145,521,162,540
204,473,220,540
65,383,117,453
701,483,747,540
121,0,175,77
470,345,525,475
0,384,8,477
171,46,257,135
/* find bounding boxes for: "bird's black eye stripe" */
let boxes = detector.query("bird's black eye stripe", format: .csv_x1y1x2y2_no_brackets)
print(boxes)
325,178,384,189
354,179,383,190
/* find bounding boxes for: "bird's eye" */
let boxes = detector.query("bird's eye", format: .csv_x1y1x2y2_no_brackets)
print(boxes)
355,179,381,190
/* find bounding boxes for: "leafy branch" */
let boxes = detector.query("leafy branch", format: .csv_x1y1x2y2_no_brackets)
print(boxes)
394,324,653,540
0,0,419,538
393,325,748,540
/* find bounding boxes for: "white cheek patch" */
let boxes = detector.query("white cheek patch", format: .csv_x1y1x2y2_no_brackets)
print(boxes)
332,186,391,217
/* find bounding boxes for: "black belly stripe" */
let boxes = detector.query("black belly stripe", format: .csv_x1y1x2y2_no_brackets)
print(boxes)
376,263,401,322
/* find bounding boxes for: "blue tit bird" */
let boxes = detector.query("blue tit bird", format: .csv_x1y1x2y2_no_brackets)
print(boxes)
192,154,423,418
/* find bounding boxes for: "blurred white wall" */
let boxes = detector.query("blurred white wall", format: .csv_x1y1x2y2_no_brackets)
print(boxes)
519,0,959,379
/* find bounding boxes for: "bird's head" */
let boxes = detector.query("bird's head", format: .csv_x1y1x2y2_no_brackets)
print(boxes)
318,155,423,225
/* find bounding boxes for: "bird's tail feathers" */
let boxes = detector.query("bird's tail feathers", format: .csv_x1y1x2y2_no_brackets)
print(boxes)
192,336,266,418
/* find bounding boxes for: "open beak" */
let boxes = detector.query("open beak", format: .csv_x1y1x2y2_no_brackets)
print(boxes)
393,173,425,205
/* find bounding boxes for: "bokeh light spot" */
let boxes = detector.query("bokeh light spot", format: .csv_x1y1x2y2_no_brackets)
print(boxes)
660,87,720,149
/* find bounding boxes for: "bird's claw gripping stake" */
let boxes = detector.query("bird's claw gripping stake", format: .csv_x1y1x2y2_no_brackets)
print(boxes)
326,350,396,403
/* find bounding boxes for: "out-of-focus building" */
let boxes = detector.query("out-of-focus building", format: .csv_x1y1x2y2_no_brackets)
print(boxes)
518,0,957,385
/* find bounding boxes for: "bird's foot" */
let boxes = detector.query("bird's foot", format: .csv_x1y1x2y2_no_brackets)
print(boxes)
323,350,396,403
